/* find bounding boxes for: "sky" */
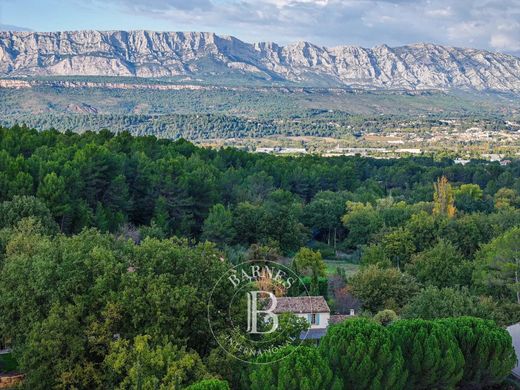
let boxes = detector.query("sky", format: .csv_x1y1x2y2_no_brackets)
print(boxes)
1,0,519,55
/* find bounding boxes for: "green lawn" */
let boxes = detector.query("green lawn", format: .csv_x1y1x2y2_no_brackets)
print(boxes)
0,353,18,372
324,260,360,277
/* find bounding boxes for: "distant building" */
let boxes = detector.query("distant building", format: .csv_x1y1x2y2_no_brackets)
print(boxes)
396,148,422,154
273,296,355,339
277,148,307,154
255,147,275,154
482,153,503,162
255,147,307,155
454,158,470,165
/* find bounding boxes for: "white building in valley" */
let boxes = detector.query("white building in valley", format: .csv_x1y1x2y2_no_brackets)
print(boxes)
273,296,355,339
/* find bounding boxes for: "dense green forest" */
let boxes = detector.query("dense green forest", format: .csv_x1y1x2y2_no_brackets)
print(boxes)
1,80,518,143
1,125,520,389
3,79,518,118
1,112,514,141
0,112,352,139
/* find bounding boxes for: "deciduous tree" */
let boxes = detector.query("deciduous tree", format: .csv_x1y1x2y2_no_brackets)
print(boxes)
433,176,456,218
406,240,472,288
342,202,383,247
474,227,520,304
349,265,419,313
292,247,327,295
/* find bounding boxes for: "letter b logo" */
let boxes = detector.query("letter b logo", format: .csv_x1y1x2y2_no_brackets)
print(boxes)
246,291,279,334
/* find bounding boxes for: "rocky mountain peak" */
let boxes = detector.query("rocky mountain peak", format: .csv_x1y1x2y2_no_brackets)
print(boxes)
0,30,519,92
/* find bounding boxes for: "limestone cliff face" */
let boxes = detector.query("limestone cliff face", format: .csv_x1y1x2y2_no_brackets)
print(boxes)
1,30,520,92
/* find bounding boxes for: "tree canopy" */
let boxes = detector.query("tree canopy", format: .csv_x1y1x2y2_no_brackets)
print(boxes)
319,318,406,390
389,319,464,390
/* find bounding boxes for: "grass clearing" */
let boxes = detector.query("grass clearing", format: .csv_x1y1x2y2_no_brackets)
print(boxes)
324,260,360,277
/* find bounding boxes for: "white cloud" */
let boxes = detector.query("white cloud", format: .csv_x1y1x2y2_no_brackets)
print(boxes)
426,7,452,17
4,0,520,55
264,0,331,7
491,33,520,51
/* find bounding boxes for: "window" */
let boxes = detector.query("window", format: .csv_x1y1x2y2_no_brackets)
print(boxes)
310,313,319,325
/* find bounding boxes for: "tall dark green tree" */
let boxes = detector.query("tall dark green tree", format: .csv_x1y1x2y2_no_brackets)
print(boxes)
260,190,307,253
319,318,406,390
342,202,383,247
232,202,266,245
36,172,71,230
439,317,516,389
201,204,236,245
406,240,472,288
389,319,464,390
250,346,337,390
474,226,520,304
303,190,348,248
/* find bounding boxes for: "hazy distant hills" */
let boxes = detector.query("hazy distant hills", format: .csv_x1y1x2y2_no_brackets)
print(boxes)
1,30,520,93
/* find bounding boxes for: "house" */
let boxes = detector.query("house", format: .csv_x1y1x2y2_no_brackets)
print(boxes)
507,323,520,378
454,158,470,165
273,296,355,339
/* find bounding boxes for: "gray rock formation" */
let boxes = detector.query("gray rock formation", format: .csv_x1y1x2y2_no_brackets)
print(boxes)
1,30,520,92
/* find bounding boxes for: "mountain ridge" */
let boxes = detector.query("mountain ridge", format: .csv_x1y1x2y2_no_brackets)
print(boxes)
1,30,520,92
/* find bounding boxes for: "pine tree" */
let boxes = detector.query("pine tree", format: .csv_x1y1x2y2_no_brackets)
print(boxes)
439,317,517,389
201,204,235,245
250,346,336,390
389,319,464,389
37,172,71,230
319,318,406,390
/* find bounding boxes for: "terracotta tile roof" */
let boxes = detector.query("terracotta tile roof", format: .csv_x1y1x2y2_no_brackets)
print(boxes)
273,296,330,314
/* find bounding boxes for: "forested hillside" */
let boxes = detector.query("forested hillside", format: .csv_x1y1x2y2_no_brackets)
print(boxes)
1,125,520,389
